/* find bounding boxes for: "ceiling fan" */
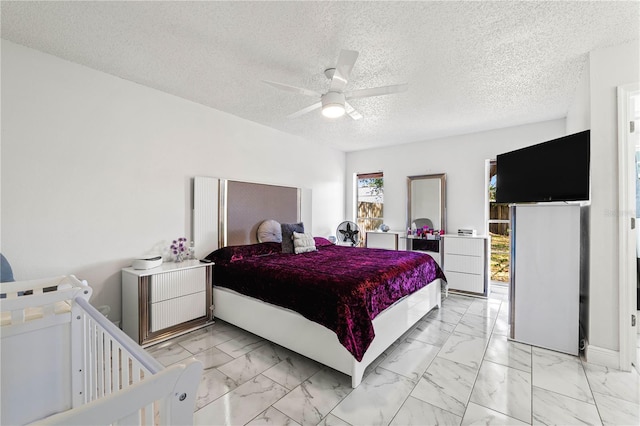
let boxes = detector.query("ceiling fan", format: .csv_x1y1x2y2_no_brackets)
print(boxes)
264,50,408,120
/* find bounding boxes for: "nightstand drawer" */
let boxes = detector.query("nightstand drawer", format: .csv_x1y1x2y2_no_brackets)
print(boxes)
149,267,206,303
150,291,206,332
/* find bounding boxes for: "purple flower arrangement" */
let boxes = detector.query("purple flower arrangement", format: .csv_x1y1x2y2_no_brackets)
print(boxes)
171,237,188,262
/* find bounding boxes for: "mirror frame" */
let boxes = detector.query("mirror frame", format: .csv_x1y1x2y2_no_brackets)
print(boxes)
407,173,447,233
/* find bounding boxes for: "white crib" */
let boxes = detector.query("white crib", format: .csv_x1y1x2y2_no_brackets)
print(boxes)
1,275,202,426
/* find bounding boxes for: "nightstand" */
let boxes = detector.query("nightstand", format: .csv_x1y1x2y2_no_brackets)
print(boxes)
121,260,213,346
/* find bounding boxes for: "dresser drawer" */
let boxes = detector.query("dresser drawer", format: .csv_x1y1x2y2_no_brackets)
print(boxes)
445,271,485,294
444,237,484,257
444,254,483,275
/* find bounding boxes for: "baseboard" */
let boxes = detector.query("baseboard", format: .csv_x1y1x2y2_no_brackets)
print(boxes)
584,343,620,369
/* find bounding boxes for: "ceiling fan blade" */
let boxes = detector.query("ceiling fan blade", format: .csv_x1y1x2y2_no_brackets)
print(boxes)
329,50,359,92
287,102,322,119
345,83,408,100
263,80,321,98
345,102,363,120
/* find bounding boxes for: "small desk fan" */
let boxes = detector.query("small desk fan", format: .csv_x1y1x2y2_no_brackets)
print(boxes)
336,221,360,246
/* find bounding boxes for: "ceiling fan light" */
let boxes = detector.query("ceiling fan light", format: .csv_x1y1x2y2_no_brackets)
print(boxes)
321,91,346,118
322,104,346,118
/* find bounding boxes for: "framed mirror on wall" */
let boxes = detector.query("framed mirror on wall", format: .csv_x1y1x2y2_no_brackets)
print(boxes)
407,174,446,233
406,174,446,266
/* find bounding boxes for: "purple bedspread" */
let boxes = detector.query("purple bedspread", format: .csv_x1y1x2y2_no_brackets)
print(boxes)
206,238,446,361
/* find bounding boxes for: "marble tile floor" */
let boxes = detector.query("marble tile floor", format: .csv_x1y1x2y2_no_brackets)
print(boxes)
147,291,640,426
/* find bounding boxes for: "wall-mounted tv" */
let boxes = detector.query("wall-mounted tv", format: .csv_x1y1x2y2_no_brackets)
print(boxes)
495,130,590,204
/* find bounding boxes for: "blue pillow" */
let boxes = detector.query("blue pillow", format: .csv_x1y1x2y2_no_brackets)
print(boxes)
280,222,304,253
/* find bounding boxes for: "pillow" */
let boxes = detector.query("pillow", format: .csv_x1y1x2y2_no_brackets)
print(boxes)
0,254,15,283
293,232,317,254
281,222,304,253
314,237,334,247
205,242,281,263
257,219,282,243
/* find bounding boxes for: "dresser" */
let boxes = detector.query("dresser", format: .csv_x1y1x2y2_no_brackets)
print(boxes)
122,260,213,346
442,235,489,296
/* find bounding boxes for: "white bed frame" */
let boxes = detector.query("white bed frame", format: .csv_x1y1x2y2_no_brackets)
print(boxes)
213,278,442,387
1,275,202,426
193,176,442,387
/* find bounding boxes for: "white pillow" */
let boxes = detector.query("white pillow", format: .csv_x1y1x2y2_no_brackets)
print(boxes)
257,219,282,243
293,231,317,254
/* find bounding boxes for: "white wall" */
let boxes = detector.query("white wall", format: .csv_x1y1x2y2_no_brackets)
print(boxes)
346,119,566,235
566,64,591,134
1,41,345,322
586,40,640,352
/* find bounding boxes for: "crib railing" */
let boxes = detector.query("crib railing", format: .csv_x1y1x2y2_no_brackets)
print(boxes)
30,296,202,426
0,274,203,426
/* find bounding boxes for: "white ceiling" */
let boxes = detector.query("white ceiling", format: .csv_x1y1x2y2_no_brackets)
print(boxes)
1,1,638,152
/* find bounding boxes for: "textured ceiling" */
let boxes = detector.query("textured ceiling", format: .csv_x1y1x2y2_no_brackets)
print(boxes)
1,1,639,151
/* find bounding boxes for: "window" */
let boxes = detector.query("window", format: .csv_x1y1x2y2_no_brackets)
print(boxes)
488,161,510,283
356,172,384,246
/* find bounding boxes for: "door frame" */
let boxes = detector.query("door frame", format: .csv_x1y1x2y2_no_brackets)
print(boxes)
485,159,511,285
617,82,639,371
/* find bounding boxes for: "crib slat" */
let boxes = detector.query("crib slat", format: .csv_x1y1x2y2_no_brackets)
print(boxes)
81,314,89,404
97,327,103,397
104,330,113,395
133,365,142,384
90,319,98,401
143,402,153,426
122,350,131,391
157,398,169,425
87,319,93,401
90,317,97,401
113,345,122,392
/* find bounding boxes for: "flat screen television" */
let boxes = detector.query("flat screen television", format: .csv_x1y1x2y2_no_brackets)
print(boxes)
495,130,590,204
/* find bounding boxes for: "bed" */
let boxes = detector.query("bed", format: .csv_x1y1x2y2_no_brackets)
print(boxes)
205,236,445,387
1,275,202,425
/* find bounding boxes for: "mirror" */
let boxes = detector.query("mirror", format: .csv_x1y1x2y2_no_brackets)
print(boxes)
407,174,446,233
